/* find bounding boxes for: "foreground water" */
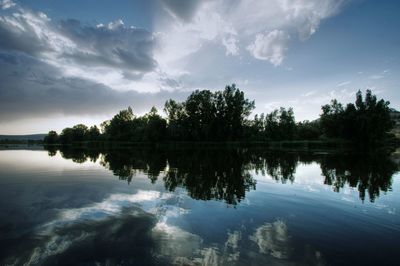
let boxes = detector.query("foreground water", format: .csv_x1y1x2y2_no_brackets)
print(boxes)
0,147,399,266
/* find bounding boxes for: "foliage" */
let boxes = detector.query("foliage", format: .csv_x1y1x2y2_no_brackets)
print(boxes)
44,86,395,147
164,84,255,141
320,90,394,147
44,130,58,144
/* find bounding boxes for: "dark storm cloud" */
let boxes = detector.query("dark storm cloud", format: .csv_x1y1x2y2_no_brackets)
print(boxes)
159,77,181,88
0,52,187,121
161,0,201,22
0,8,158,75
59,19,157,72
0,6,187,123
0,12,49,56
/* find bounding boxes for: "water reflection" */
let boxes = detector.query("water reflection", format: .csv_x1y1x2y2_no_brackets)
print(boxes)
1,187,325,266
46,146,398,203
1,148,399,265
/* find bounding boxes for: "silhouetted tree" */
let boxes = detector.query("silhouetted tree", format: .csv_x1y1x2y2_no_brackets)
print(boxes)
144,107,167,142
320,90,394,147
103,107,134,141
88,125,100,141
46,88,395,147
44,130,58,144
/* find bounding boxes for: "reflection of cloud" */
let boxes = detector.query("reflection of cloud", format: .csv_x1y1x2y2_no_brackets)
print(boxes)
224,230,241,262
57,190,164,223
25,232,92,265
248,220,327,266
225,230,241,250
4,190,190,265
1,184,329,266
4,205,159,265
199,247,220,266
250,220,291,259
153,221,202,259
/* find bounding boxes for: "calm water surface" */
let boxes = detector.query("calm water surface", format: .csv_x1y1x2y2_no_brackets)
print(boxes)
0,147,399,266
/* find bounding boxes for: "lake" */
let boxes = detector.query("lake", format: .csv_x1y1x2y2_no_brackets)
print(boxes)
0,147,399,266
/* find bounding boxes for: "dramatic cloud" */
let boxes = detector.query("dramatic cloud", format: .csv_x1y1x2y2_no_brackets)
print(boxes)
0,4,189,127
278,0,346,40
58,19,157,73
4,0,392,134
0,9,55,55
156,0,347,67
0,52,187,121
247,30,290,65
0,6,158,78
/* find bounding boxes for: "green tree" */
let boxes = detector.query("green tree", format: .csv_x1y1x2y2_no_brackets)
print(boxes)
44,130,59,144
144,107,167,142
164,99,187,140
72,124,88,142
103,107,134,141
88,125,101,141
265,110,280,140
185,90,216,140
278,107,296,140
320,90,394,147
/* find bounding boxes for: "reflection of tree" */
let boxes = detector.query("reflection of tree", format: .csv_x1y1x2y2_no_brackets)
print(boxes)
319,153,398,202
54,147,100,164
163,149,257,205
45,146,398,203
249,150,317,183
100,149,167,184
44,145,57,157
258,152,298,183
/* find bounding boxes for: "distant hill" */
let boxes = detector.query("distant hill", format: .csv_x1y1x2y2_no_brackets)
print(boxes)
0,134,46,141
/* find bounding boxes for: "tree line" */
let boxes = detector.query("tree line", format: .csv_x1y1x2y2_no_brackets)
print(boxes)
44,84,396,147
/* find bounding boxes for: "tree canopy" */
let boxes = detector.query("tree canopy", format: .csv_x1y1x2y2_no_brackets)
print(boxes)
44,86,396,148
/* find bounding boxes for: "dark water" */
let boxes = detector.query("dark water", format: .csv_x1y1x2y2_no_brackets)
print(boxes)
0,147,399,266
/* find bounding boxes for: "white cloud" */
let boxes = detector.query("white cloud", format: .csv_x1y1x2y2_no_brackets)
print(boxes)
279,0,346,40
222,35,239,56
155,0,346,69
303,90,317,97
369,75,384,80
0,0,15,10
337,80,351,87
369,69,391,80
247,30,290,65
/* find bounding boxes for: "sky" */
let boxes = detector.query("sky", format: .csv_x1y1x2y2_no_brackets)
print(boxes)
0,0,399,134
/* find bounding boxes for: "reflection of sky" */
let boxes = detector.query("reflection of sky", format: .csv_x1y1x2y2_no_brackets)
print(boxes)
0,150,104,180
253,162,400,217
0,150,399,265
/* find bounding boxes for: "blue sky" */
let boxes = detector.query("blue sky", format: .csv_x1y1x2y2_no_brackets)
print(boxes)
0,0,399,134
